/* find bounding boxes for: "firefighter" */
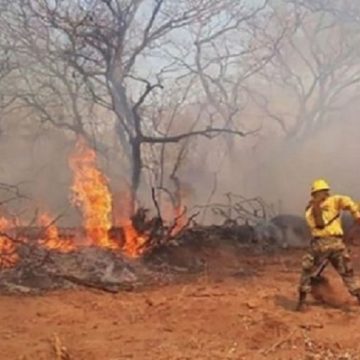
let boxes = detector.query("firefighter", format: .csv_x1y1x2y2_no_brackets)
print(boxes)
296,179,360,311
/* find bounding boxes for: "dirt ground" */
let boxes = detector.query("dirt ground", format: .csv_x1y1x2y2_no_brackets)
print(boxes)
1,245,360,360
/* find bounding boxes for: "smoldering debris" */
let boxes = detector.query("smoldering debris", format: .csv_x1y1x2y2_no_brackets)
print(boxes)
0,216,311,294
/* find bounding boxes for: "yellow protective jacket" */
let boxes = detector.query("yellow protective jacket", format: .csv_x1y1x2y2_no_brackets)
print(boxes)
305,195,360,238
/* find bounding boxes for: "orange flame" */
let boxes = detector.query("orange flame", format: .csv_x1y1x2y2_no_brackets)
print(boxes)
0,217,18,268
69,137,119,250
170,204,187,236
113,189,150,257
0,136,175,265
122,221,148,257
38,213,76,253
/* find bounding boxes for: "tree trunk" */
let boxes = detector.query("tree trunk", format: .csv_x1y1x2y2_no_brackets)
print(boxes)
130,138,142,210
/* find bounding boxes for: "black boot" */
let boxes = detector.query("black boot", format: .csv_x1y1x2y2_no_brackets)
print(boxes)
295,291,307,311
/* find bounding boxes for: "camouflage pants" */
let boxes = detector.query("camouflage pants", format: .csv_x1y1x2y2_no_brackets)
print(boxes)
299,237,360,296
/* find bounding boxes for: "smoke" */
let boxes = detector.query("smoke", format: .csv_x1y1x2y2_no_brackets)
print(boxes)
241,104,360,214
0,0,359,234
0,94,359,230
165,95,360,228
0,123,77,225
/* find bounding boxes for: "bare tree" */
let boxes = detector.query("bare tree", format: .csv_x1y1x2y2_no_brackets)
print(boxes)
251,1,360,142
1,0,278,204
159,1,285,148
0,2,19,125
288,0,360,23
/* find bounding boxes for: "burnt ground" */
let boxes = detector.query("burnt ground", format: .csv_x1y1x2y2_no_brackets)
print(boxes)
1,240,360,359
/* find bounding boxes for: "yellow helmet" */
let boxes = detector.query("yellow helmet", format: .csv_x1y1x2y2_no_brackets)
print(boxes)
311,179,330,194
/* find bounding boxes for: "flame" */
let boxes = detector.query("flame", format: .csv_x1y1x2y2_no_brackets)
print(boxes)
121,221,148,257
171,204,187,236
0,217,18,268
69,137,119,250
38,213,76,253
112,186,151,257
112,190,134,223
0,136,180,265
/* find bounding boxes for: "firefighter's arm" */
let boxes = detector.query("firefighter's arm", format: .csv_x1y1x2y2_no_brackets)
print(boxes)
336,195,360,220
312,204,325,229
306,200,325,229
305,207,317,230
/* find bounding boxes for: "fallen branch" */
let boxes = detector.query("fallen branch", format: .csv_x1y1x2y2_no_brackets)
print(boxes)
194,193,277,226
52,273,134,293
169,210,199,239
